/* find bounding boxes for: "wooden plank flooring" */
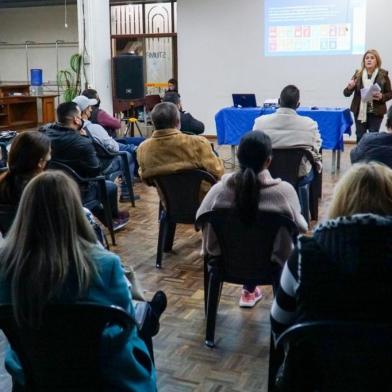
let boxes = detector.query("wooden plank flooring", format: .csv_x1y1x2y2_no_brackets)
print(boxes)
0,144,354,391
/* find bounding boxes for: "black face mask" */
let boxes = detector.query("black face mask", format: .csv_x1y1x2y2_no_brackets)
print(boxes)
77,119,84,131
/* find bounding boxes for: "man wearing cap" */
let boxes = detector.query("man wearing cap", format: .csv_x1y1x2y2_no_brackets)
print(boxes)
73,95,137,201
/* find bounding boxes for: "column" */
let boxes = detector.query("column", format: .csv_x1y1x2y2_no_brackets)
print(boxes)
77,0,113,114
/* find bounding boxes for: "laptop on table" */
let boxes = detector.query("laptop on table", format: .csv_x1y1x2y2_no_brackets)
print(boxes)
232,94,257,108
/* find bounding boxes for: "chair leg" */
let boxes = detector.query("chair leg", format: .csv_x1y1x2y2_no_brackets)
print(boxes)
309,180,319,221
156,211,167,268
268,332,283,392
120,153,136,207
204,261,209,316
98,179,116,246
163,222,176,252
205,264,222,348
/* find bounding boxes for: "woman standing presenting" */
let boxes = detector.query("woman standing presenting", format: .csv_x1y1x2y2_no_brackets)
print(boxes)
343,49,392,142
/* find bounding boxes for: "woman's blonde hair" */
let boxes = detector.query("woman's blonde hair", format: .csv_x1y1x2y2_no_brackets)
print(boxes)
0,170,98,326
355,49,382,78
328,162,392,219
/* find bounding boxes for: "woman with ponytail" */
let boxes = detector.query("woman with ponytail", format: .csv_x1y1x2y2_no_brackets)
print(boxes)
197,131,307,307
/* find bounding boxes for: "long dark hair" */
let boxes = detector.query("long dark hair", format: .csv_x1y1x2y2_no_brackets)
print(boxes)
229,131,272,223
0,131,51,203
0,171,97,327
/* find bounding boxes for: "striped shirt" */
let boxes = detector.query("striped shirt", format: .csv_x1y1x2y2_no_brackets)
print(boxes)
270,247,300,336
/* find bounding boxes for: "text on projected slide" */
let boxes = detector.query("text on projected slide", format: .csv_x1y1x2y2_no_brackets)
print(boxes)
264,0,366,56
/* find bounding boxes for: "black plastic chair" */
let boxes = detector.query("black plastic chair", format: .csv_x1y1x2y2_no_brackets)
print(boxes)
268,321,392,392
195,209,298,348
0,203,17,236
151,169,216,268
268,148,322,222
92,140,136,207
0,303,134,392
47,160,116,246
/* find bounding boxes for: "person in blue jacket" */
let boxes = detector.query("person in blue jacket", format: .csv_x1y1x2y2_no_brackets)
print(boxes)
0,170,157,391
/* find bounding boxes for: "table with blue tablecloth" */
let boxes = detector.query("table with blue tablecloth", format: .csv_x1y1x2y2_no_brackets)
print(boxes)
215,107,353,173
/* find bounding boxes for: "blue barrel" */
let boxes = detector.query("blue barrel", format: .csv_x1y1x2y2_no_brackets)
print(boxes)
30,69,43,86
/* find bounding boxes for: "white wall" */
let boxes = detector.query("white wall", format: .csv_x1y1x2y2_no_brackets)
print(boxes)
177,0,392,135
0,5,78,86
77,0,113,114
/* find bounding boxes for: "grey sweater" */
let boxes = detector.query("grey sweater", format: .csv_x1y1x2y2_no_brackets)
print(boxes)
196,170,308,263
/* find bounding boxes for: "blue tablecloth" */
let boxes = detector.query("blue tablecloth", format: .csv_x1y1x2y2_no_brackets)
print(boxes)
215,107,353,150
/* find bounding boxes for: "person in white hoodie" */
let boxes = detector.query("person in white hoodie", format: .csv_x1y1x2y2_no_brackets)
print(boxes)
253,85,322,182
197,131,307,308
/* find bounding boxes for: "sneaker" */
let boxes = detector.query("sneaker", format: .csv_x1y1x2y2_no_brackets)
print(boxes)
239,287,263,308
113,210,129,231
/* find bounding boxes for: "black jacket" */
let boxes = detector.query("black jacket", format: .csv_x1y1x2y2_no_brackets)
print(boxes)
343,68,392,118
296,214,392,323
40,123,101,177
180,111,205,135
350,132,392,167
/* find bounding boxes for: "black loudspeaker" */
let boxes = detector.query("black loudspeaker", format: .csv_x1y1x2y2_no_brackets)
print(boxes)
113,54,144,100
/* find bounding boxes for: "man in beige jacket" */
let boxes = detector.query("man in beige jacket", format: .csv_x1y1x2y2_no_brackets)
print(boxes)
253,85,322,179
137,102,224,186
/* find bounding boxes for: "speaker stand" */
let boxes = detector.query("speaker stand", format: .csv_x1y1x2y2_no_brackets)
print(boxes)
124,117,143,137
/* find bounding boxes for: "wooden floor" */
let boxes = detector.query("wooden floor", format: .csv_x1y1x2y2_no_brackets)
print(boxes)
0,144,354,391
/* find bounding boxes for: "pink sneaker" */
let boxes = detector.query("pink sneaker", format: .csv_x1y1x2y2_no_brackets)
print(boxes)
239,287,263,308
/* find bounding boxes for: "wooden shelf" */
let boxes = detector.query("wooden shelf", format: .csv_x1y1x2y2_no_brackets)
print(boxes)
0,85,38,130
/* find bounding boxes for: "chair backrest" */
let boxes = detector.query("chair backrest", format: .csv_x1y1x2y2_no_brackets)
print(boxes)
47,160,102,211
0,303,133,392
274,321,392,391
47,160,84,182
269,148,315,187
0,203,17,236
144,95,161,112
196,209,298,284
90,139,117,173
152,169,216,224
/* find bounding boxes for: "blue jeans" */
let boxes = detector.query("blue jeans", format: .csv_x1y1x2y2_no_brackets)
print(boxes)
297,169,314,187
116,137,145,177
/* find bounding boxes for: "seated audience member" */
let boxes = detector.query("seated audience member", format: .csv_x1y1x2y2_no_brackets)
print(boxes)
137,102,223,188
351,106,392,166
271,162,392,337
163,92,205,135
197,131,307,307
82,88,122,136
40,102,128,228
0,131,50,205
73,95,136,199
0,131,163,327
166,78,178,93
253,85,322,184
0,170,157,391
82,89,145,172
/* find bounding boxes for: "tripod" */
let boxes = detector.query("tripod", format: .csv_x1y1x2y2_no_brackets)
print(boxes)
123,104,143,137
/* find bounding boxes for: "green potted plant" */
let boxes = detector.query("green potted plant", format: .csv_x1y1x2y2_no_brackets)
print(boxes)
57,53,82,102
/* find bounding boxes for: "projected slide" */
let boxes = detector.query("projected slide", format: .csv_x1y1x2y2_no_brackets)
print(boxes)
264,0,366,56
